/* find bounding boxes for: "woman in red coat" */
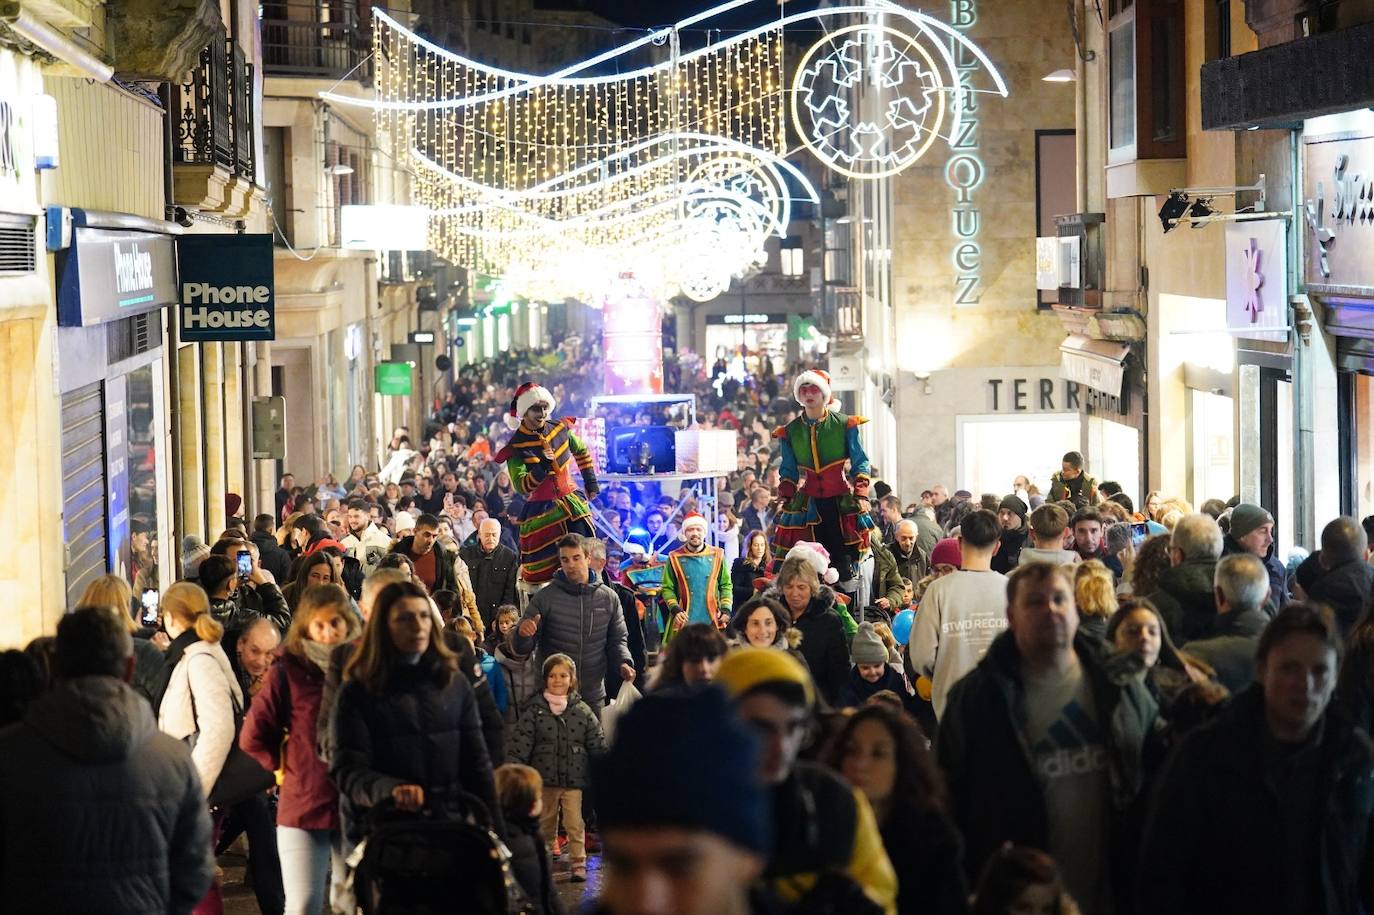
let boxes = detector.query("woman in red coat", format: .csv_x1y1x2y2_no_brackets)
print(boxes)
241,583,357,915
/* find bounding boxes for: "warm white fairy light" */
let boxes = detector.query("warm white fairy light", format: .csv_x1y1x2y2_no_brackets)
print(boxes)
334,0,1007,301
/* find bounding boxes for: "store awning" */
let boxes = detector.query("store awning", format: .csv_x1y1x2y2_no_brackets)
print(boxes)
1059,334,1129,398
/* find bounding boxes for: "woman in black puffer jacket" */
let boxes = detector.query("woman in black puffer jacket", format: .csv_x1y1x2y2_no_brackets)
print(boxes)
330,581,504,844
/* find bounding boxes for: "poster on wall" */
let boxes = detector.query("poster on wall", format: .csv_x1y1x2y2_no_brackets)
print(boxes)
177,234,276,342
1224,219,1288,344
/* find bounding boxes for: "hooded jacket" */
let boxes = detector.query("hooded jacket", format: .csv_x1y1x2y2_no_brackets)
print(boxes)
1145,558,1219,643
0,676,214,914
330,653,502,844
507,689,606,790
340,522,392,573
936,631,1160,895
1137,685,1374,915
762,583,851,705
513,572,631,708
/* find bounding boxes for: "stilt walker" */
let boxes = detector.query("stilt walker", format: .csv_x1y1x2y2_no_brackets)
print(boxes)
494,383,599,593
769,369,875,587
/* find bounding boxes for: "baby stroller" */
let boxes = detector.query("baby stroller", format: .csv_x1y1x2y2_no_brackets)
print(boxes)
346,790,531,915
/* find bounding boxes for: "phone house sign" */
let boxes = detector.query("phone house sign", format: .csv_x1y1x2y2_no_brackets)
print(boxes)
176,234,276,342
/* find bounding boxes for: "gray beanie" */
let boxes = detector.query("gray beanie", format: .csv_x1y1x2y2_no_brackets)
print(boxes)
1228,503,1273,541
851,622,888,665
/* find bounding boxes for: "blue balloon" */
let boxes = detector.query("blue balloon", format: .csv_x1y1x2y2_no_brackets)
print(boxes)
891,609,916,646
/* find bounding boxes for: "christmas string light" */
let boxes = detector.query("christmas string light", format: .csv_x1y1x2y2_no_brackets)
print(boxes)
330,0,1007,301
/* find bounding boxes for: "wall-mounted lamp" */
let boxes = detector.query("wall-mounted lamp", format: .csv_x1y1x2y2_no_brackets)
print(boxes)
912,371,933,395
1042,69,1076,83
325,163,355,176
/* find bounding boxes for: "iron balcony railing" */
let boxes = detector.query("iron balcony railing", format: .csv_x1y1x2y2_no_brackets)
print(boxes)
816,285,864,340
176,29,256,180
261,1,369,79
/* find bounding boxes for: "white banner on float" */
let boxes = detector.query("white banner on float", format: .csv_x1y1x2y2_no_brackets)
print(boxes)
340,205,429,251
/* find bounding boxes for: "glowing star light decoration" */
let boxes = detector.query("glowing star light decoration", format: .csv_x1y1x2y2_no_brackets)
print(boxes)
322,0,1006,303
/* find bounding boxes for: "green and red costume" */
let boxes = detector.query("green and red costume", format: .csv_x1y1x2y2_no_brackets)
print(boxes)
660,544,732,646
495,416,599,584
770,410,874,578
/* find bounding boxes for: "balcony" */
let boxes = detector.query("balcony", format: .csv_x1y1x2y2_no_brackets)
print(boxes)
261,2,369,79
173,28,260,217
816,286,864,341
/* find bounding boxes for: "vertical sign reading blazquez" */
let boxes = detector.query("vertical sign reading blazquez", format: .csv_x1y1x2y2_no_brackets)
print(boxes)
947,0,983,307
176,234,276,342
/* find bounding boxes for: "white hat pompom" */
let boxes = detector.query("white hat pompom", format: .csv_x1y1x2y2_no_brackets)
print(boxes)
785,540,839,585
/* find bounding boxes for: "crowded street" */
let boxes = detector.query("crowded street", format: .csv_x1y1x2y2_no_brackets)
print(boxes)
3,0,1374,913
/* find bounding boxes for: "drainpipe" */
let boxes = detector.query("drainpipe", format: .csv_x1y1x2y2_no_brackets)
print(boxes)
0,5,113,81
1290,129,1315,549
160,82,185,571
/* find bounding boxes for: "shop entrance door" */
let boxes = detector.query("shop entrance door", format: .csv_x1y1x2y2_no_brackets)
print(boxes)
1189,389,1235,508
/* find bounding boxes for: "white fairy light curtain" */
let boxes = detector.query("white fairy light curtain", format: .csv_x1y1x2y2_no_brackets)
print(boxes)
325,0,1007,302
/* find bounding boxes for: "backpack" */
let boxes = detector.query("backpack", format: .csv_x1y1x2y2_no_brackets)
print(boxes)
347,793,532,915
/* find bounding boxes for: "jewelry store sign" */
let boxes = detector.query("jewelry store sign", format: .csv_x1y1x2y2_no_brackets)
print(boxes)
1224,218,1288,343
1304,131,1374,292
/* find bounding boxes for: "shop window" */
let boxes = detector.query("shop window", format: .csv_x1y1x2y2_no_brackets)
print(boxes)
1035,130,1077,308
1209,0,1232,61
957,415,1081,496
1109,0,1185,163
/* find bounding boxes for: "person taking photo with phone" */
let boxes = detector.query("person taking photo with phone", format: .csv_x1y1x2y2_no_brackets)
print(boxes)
198,548,290,648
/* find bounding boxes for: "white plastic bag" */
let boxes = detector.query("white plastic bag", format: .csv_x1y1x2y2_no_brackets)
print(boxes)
601,681,642,745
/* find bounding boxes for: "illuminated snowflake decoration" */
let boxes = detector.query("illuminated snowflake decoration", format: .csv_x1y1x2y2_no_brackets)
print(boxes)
1242,237,1264,322
792,24,945,179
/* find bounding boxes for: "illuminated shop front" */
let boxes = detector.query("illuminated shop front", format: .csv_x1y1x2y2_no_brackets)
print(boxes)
702,311,826,375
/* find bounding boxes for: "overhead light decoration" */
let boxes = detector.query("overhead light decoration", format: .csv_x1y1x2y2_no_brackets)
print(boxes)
323,0,1007,302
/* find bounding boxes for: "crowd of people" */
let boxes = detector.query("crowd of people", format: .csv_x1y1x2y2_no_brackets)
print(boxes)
0,335,1372,915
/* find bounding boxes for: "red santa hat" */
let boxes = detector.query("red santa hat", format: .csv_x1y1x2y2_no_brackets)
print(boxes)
505,382,557,431
681,512,708,535
793,369,840,410
784,540,840,585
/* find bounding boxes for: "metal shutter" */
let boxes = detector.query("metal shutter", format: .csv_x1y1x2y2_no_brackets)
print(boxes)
61,384,108,607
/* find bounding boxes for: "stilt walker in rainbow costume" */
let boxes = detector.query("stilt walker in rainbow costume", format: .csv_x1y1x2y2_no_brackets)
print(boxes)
494,382,599,587
659,512,732,647
770,368,875,586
